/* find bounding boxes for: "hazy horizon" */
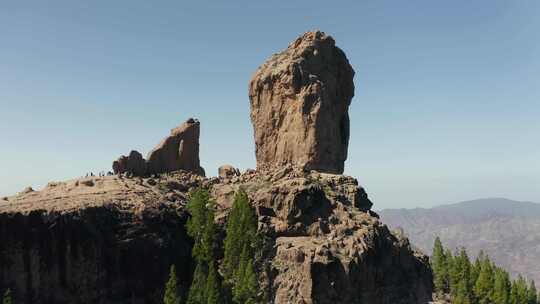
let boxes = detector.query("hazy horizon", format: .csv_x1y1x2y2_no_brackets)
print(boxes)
1,1,539,209
375,197,540,211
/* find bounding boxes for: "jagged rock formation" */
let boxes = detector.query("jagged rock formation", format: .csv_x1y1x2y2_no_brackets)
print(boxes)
0,169,432,304
112,118,205,177
249,31,354,174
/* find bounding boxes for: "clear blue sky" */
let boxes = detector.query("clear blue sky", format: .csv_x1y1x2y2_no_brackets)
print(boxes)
1,1,539,209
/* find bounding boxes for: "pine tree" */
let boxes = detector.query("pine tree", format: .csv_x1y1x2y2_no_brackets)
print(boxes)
185,188,221,304
450,248,473,303
223,191,245,281
527,280,537,304
474,256,494,304
223,189,259,303
515,276,529,304
187,189,212,263
492,268,510,304
454,279,472,304
2,289,11,304
447,249,462,297
205,263,221,304
233,256,258,304
164,265,181,304
223,190,257,279
432,237,449,293
243,260,258,303
470,251,484,289
187,263,207,304
201,203,217,264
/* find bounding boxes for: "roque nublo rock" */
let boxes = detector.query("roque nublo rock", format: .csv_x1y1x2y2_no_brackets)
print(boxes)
249,31,354,174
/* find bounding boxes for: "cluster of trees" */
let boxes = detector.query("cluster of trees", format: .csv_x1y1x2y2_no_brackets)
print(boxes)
432,237,539,304
163,188,259,304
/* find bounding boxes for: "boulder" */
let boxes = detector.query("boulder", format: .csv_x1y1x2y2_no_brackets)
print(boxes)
146,118,205,176
249,30,355,174
218,164,240,178
112,156,127,174
112,150,146,176
19,186,34,195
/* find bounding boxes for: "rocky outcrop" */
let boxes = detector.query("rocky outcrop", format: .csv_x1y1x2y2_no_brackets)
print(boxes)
218,164,240,179
112,150,147,176
147,118,204,176
112,118,205,177
0,172,205,304
249,31,354,174
0,168,432,304
212,167,431,304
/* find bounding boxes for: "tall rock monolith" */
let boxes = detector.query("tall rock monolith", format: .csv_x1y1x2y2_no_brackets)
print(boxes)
249,30,355,174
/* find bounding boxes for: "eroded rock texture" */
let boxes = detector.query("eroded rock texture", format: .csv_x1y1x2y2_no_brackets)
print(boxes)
112,118,205,177
218,164,240,179
0,167,432,304
0,173,204,304
147,118,204,176
112,150,147,176
212,167,432,304
249,31,354,174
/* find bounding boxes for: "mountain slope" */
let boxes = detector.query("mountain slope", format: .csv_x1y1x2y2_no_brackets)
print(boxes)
380,198,540,283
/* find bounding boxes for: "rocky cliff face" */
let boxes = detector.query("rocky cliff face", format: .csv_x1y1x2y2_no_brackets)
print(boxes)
0,174,203,304
249,31,354,174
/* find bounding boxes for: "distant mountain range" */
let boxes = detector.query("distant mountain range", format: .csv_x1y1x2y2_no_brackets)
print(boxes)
379,198,540,283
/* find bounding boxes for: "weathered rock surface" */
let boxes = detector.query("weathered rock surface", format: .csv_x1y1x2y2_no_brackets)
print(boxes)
112,150,147,176
0,172,206,304
249,31,354,174
147,118,204,176
218,164,240,179
212,167,432,304
0,168,432,304
111,118,205,177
